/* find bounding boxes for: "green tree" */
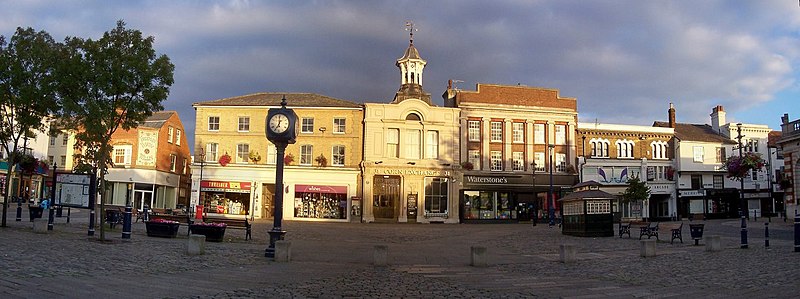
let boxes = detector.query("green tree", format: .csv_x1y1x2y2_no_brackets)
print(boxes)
0,28,60,227
621,177,650,204
57,20,174,240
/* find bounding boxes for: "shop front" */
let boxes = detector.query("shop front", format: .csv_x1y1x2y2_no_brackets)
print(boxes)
201,180,252,216
293,184,348,219
459,174,575,223
363,167,458,223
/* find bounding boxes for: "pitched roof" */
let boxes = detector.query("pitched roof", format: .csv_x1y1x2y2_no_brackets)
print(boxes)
193,92,362,109
140,111,176,129
560,189,616,201
653,121,736,144
398,43,421,61
768,131,782,147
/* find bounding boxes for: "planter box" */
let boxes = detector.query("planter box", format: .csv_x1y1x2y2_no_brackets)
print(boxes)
189,224,226,242
145,221,180,238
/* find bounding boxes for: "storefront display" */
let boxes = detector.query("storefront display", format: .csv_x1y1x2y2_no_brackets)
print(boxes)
462,191,516,220
201,180,251,216
294,185,347,219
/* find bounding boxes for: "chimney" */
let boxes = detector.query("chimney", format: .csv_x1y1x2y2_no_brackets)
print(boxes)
442,80,457,108
668,103,676,128
710,105,726,133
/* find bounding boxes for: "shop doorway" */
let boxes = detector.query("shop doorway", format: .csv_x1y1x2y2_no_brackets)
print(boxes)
373,175,400,220
134,190,153,212
262,184,275,219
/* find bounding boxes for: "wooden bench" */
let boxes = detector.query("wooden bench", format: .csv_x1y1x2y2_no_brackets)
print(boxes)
638,222,659,240
618,221,632,238
660,222,683,244
202,216,251,240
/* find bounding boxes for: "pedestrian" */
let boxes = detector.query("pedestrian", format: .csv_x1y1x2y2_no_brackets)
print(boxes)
40,198,49,210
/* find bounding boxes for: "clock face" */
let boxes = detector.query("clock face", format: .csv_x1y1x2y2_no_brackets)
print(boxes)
410,64,415,69
268,113,290,134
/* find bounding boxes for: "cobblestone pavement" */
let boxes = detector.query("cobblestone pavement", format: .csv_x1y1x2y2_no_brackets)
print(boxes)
1,206,799,298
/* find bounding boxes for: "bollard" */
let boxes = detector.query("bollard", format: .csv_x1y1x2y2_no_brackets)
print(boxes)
559,244,576,263
186,234,206,255
640,239,656,257
33,218,49,234
705,235,721,252
794,215,800,253
765,222,769,249
373,245,388,266
471,246,488,267
274,240,292,262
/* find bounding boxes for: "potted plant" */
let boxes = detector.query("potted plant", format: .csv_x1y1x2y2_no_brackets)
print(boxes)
189,222,227,242
460,161,474,171
722,152,766,181
315,154,327,167
284,153,294,165
218,153,232,166
145,218,180,238
249,151,262,164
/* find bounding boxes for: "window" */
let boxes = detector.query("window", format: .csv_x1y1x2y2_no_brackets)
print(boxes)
652,141,668,159
300,145,313,165
591,139,610,158
690,175,702,189
406,129,421,159
468,150,481,170
208,116,220,131
62,135,69,146
170,154,177,171
490,122,502,142
332,145,345,166
183,158,188,174
616,140,634,158
267,144,276,164
424,177,449,215
333,118,346,134
534,152,545,172
555,125,566,145
386,129,399,158
49,136,56,146
512,123,524,143
490,151,502,171
168,126,174,143
715,147,727,163
534,124,545,144
512,152,524,171
206,143,219,161
236,144,250,163
176,130,182,146
468,121,481,141
647,166,668,181
113,145,132,166
238,116,250,132
301,118,314,133
47,156,54,165
693,146,704,162
425,131,439,159
60,156,67,167
556,153,566,172
713,175,724,189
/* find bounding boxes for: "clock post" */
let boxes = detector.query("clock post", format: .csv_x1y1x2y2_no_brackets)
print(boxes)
265,96,298,258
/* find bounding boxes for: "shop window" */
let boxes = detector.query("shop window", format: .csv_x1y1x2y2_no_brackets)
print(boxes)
386,128,399,158
300,145,313,165
490,122,502,142
468,150,481,170
301,118,314,133
534,124,545,144
405,129,421,159
462,191,515,220
332,145,345,166
238,116,250,132
208,116,220,131
236,144,249,163
425,131,438,159
512,152,524,171
490,151,502,171
294,186,347,219
512,123,524,143
204,192,250,216
424,177,449,215
333,118,346,134
468,121,480,141
168,126,174,143
206,143,219,161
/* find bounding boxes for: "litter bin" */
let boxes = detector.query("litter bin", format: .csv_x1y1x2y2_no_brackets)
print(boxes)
29,206,44,222
689,224,705,246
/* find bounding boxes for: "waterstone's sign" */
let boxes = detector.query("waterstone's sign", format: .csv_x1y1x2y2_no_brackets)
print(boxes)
463,175,530,186
372,168,450,177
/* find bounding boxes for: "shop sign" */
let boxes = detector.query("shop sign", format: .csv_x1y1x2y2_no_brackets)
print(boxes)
463,175,529,186
678,190,705,197
201,180,252,193
295,184,347,194
372,168,451,177
136,130,158,167
743,192,770,199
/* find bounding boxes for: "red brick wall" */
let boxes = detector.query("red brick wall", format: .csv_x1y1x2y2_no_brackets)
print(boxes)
457,84,577,110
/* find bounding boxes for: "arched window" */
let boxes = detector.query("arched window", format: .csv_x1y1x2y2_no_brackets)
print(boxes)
651,141,668,159
616,139,634,158
590,138,610,158
405,113,421,121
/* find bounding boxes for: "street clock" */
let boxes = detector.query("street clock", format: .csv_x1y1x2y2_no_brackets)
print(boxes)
266,96,298,144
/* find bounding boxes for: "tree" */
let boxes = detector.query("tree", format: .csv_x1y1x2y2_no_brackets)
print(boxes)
57,20,174,240
621,177,650,204
0,28,60,227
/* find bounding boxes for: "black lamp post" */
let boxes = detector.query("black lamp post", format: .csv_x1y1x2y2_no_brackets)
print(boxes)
736,123,748,249
548,144,556,227
122,182,133,239
47,163,57,231
197,148,206,218
531,161,537,226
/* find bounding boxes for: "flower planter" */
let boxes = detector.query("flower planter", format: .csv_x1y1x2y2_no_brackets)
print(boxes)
145,221,180,238
189,224,226,242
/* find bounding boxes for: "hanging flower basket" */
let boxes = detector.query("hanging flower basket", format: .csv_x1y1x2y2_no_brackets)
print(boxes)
284,153,294,165
218,153,232,166
249,151,261,164
722,152,765,181
460,161,474,171
315,154,328,167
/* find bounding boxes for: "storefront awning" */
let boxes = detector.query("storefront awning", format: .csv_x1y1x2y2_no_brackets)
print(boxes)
295,184,347,194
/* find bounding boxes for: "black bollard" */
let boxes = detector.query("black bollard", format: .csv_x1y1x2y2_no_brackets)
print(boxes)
765,222,769,248
16,197,22,221
122,206,132,239
794,214,800,253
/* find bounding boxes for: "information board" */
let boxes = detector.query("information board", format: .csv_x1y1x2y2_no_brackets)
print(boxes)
55,173,92,209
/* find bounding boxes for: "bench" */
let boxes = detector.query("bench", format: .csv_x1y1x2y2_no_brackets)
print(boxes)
104,209,124,229
638,222,659,240
618,221,632,238
202,216,251,240
661,222,683,244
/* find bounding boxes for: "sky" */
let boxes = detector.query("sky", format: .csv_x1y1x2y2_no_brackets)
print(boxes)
2,0,800,152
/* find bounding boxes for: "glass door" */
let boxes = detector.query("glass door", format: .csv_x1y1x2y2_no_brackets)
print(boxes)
373,175,400,220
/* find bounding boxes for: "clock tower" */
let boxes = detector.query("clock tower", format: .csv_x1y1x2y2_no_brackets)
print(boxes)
393,21,431,105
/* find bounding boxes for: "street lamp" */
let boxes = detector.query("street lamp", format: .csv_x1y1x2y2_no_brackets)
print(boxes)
548,144,556,227
531,161,537,226
736,123,748,249
196,148,206,218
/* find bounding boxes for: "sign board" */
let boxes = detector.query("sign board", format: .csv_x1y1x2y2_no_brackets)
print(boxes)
136,130,158,167
55,173,92,208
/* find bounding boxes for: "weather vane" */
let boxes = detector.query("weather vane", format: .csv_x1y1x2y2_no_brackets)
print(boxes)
405,21,418,44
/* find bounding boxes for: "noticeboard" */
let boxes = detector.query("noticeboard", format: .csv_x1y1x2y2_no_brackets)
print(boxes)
55,173,92,209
